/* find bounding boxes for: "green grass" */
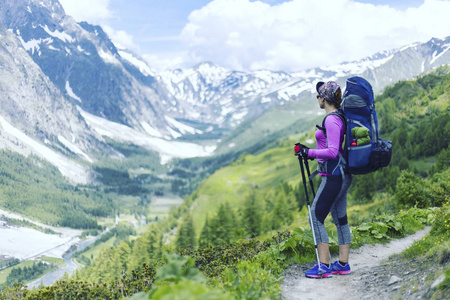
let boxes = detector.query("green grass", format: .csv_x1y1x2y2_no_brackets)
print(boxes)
0,257,63,285
215,95,320,155
76,237,116,265
188,143,303,232
147,195,183,221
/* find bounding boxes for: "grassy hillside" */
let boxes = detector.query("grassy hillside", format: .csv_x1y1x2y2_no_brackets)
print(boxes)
2,66,449,299
215,96,319,155
186,139,313,234
0,150,114,229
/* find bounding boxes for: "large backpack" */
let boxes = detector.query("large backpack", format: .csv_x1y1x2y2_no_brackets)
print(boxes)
320,76,392,175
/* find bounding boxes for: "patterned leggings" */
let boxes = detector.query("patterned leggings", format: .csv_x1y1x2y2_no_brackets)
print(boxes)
310,174,353,245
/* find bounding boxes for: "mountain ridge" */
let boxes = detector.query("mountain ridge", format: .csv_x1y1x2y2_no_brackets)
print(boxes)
1,0,450,184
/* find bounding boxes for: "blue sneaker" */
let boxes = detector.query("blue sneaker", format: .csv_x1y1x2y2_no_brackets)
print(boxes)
331,261,351,275
305,263,333,278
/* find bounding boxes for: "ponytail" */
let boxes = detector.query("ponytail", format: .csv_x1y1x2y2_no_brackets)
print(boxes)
333,88,342,108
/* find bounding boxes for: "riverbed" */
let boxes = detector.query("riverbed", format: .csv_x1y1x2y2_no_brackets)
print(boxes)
26,233,106,289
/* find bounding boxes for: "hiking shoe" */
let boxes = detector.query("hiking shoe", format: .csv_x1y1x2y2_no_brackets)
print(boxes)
305,263,333,278
331,261,351,275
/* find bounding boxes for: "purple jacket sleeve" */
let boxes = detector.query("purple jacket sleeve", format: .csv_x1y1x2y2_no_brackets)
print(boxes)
308,115,344,160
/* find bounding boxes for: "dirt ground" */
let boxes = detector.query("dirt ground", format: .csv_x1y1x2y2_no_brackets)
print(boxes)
281,227,449,300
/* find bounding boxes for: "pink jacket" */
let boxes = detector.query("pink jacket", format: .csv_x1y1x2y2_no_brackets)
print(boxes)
308,113,345,162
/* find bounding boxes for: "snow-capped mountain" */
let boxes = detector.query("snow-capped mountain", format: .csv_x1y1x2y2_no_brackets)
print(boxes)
157,62,293,128
0,0,213,182
156,36,450,131
1,0,450,183
0,23,101,183
0,0,176,136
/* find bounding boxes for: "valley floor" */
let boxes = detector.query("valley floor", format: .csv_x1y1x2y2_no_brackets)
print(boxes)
0,209,82,260
281,227,449,299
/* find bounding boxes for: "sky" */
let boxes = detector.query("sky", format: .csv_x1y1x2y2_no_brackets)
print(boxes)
58,0,450,72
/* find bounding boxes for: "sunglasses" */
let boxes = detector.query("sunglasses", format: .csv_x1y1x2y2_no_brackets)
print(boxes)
316,95,322,99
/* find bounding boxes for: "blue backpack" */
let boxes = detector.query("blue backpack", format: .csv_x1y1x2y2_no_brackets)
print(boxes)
319,76,392,175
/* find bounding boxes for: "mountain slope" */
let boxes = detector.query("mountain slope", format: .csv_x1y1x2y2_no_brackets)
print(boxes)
173,65,450,239
157,36,450,150
0,0,177,138
2,0,450,161
0,23,101,183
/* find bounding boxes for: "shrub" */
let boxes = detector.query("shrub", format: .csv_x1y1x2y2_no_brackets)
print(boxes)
395,170,431,208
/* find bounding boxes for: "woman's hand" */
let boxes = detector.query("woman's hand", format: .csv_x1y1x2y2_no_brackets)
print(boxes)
294,143,310,158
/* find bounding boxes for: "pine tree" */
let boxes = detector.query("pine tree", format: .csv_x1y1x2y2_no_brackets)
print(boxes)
176,213,196,248
224,202,237,241
210,202,235,245
273,189,292,229
198,215,212,246
129,236,148,271
117,241,132,273
242,191,262,237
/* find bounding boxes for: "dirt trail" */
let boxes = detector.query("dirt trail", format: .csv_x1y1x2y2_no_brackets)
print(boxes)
281,227,432,300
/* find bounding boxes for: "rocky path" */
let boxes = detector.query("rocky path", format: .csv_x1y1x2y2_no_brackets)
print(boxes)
281,227,448,300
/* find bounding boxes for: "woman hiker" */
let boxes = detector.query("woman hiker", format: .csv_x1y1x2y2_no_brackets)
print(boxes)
295,81,353,278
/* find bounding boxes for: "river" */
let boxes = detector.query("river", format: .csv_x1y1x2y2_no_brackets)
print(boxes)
26,232,107,289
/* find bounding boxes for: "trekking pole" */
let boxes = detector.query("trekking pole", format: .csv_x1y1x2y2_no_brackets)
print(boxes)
305,157,332,265
303,158,316,198
297,154,322,272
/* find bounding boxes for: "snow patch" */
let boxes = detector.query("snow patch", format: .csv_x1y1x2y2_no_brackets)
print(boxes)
79,108,215,164
232,109,248,121
118,50,155,76
98,48,119,65
17,36,43,55
221,105,234,116
58,135,92,163
164,116,202,135
41,25,74,43
141,122,163,138
0,116,91,184
48,45,59,51
77,45,90,55
322,54,394,76
65,81,82,102
166,126,182,139
430,43,450,64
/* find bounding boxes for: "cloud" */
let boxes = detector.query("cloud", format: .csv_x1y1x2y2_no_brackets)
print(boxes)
59,0,139,52
143,53,187,72
59,0,113,24
102,25,139,51
180,0,450,71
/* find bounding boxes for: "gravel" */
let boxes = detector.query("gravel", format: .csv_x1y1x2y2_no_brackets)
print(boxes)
280,227,449,300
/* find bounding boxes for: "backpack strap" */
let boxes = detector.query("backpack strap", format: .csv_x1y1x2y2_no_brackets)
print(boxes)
313,109,348,179
316,108,347,136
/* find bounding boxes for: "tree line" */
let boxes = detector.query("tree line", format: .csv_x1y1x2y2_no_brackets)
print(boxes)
0,150,114,229
3,262,54,288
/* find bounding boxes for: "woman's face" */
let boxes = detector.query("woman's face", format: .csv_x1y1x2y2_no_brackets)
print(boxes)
317,95,325,109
